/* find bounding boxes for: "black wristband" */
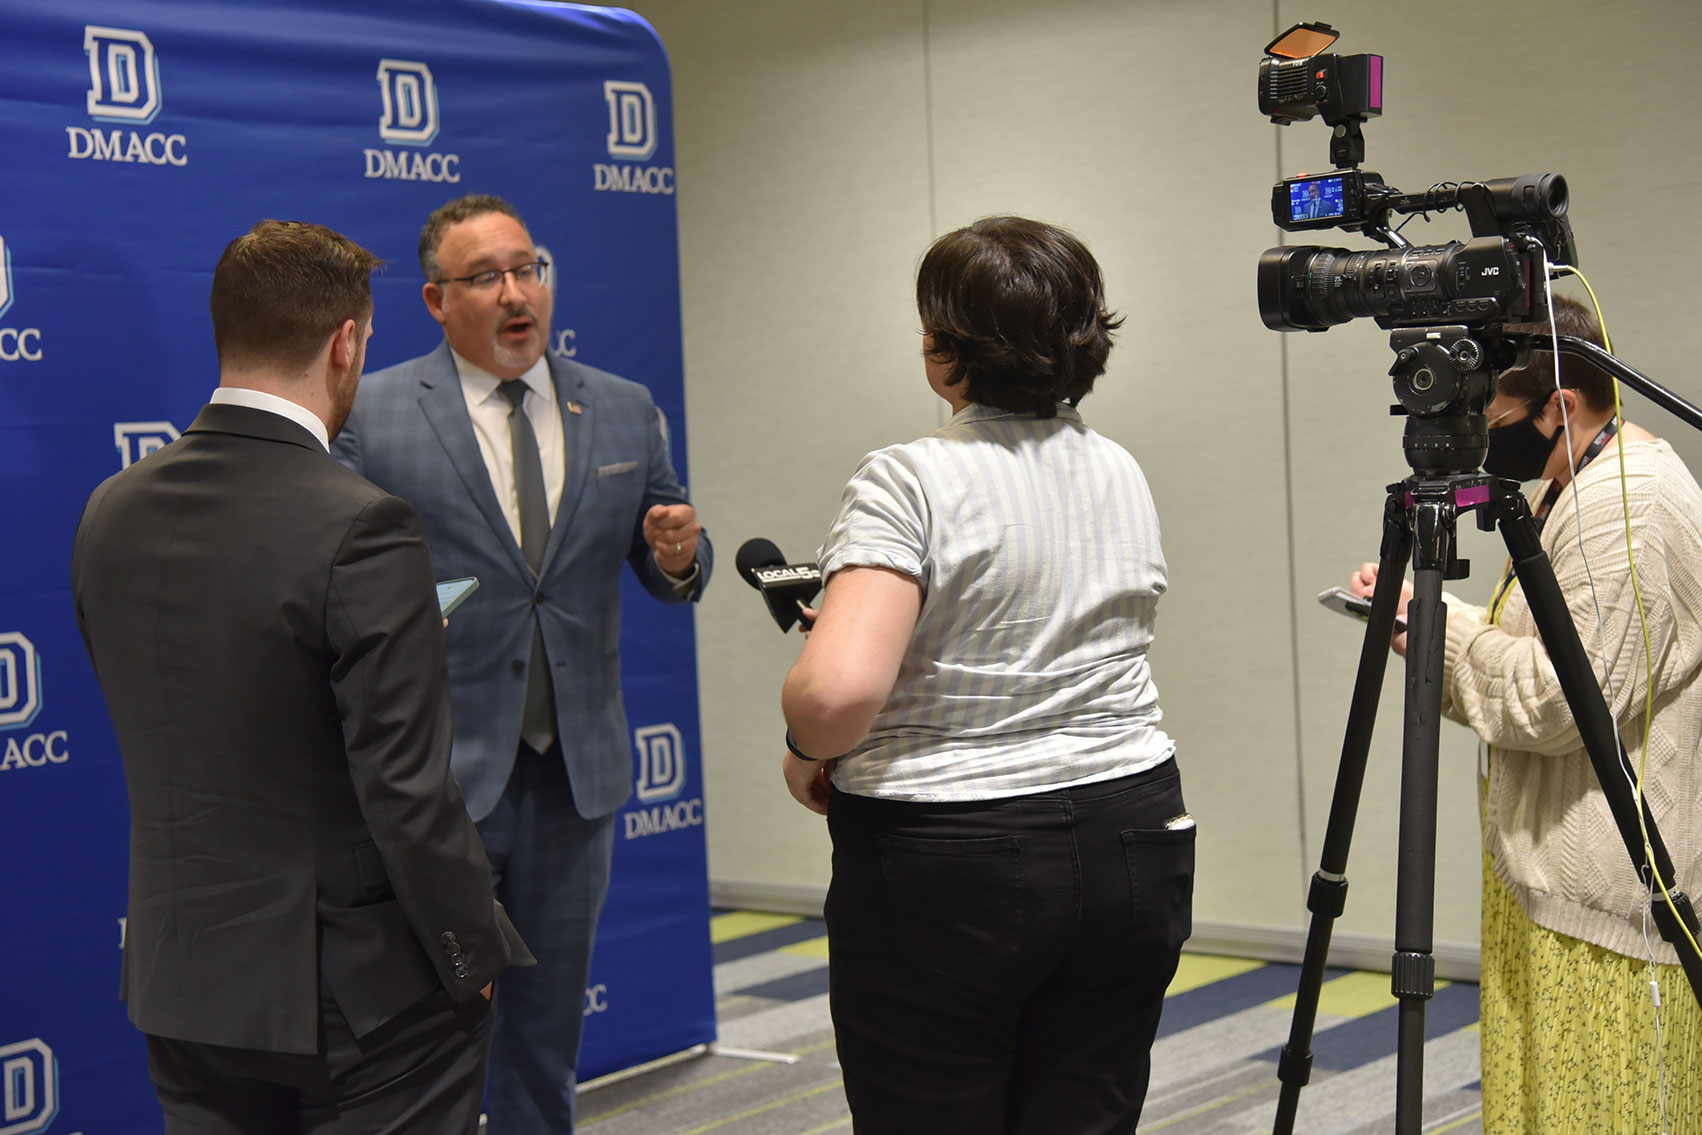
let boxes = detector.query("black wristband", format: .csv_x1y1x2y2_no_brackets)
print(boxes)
784,730,819,762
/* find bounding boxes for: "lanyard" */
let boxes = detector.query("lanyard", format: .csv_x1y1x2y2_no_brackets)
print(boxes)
1484,417,1621,779
1487,418,1621,625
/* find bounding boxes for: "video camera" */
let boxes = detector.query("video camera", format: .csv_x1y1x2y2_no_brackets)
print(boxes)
1256,22,1577,335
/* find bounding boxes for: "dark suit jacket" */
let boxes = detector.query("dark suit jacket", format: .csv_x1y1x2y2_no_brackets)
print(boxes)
332,344,712,821
72,402,526,1055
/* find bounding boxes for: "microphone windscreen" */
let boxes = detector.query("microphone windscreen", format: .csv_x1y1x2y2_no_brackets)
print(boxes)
735,538,785,588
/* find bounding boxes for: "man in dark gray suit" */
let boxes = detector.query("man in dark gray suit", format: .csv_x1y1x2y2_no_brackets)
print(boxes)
72,220,527,1134
333,194,711,1133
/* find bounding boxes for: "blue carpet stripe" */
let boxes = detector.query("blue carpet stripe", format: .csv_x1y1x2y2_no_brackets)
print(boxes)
1155,961,1353,1037
1249,980,1482,1071
712,916,828,964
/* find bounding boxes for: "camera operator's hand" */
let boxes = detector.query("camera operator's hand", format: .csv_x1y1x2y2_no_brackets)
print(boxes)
1351,562,1412,657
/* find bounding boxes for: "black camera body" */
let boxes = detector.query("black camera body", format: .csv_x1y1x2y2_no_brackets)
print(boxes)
1257,25,1577,336
1260,236,1529,334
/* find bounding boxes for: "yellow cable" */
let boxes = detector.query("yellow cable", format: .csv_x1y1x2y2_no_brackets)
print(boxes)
1552,265,1701,964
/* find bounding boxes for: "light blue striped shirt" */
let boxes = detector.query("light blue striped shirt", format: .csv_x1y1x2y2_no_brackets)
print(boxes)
818,402,1175,801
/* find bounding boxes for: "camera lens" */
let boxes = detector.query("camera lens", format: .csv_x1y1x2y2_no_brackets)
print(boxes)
1258,237,1522,331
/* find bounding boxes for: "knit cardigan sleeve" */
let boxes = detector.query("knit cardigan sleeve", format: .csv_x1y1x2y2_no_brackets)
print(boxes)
1438,443,1702,757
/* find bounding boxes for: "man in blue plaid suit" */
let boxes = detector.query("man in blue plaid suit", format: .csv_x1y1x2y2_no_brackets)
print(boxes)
333,193,711,1133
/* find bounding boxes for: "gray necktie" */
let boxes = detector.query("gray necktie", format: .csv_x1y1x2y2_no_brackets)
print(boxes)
498,380,555,753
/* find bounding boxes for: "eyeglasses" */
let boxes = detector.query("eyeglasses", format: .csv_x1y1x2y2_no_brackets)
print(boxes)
1487,395,1550,429
437,259,550,291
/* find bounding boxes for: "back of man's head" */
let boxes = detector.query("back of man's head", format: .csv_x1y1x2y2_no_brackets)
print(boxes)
210,220,381,374
1498,293,1613,411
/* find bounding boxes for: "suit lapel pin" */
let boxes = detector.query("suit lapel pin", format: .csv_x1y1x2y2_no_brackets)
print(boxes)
565,401,583,415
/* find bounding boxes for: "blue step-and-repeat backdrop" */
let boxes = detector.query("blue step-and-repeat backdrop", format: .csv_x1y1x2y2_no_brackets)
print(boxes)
0,1,714,1128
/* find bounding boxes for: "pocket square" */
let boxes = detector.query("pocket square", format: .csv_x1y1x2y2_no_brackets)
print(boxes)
596,461,639,477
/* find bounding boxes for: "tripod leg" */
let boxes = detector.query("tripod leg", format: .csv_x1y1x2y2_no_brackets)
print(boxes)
1491,490,1702,1003
1393,551,1446,1135
1273,493,1412,1135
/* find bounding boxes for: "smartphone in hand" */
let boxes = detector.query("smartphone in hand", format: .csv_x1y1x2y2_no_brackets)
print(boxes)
1317,586,1406,632
436,576,480,617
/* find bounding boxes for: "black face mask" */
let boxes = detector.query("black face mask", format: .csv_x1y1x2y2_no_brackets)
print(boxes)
1482,401,1559,481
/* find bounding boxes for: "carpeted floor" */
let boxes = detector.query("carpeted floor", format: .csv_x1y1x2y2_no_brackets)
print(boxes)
577,912,1484,1134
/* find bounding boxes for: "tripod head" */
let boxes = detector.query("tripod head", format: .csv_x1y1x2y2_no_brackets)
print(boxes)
1387,324,1526,477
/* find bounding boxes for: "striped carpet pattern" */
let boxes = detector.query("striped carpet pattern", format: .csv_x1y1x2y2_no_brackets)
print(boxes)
578,912,1485,1134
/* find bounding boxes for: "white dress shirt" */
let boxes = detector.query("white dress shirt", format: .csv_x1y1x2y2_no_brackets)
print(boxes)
209,386,330,453
452,350,564,545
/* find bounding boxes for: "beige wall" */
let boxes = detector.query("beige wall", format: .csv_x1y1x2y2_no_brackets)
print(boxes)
619,0,1702,969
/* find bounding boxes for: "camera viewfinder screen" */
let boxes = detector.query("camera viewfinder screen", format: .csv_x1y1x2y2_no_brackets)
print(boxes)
1290,177,1345,222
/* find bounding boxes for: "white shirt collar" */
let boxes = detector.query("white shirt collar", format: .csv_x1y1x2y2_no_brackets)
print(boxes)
209,386,330,452
449,347,554,407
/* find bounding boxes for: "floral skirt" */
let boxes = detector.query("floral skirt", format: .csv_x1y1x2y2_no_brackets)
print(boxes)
1480,854,1702,1134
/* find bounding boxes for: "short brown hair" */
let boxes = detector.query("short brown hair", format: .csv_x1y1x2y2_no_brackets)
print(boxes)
209,221,380,372
916,217,1123,418
418,193,527,280
1497,294,1614,411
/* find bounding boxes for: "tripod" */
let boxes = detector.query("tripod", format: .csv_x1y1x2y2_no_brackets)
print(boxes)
1272,330,1702,1135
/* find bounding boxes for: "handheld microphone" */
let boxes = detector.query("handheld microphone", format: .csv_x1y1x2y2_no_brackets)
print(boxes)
736,538,821,632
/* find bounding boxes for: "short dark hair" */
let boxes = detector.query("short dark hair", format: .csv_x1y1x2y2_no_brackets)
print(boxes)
916,216,1123,418
209,220,380,372
1497,294,1613,411
418,193,527,280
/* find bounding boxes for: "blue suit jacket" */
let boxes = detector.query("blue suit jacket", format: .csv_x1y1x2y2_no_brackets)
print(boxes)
333,342,710,821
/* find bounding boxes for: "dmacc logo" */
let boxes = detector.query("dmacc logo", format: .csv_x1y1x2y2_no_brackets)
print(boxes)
365,59,461,183
0,633,69,774
69,26,188,167
626,723,702,840
594,80,674,197
0,237,44,364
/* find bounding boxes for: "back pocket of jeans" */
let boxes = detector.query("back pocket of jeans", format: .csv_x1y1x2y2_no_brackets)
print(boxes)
1121,825,1195,950
876,832,1023,968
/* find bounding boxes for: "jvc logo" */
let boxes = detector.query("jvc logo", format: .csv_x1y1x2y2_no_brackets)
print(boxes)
0,634,42,732
633,723,685,803
84,26,160,124
115,421,181,468
0,1038,58,1135
603,81,657,160
1481,266,1501,276
377,60,439,145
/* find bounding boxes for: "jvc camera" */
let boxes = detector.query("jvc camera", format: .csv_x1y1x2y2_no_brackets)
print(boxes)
1256,23,1576,334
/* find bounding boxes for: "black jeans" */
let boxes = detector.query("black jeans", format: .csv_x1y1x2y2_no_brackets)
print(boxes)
824,758,1193,1135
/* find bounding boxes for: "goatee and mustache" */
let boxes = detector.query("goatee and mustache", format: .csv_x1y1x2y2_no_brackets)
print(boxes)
492,303,543,369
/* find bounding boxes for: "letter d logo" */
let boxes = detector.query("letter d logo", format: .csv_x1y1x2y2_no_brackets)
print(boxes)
603,80,657,160
377,59,439,145
84,26,161,123
0,634,41,732
633,723,686,803
0,1038,58,1135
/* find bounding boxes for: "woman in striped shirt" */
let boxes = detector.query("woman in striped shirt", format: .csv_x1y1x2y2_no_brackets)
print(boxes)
782,216,1192,1134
